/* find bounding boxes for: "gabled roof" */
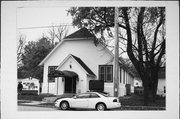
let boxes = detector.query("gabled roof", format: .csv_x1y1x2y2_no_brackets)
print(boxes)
39,28,95,66
71,55,95,76
38,28,130,75
64,27,95,39
57,54,96,77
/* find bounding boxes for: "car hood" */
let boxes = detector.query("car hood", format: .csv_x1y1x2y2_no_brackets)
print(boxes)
57,97,73,101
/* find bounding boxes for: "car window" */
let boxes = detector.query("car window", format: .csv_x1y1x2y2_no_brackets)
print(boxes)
90,93,100,98
76,93,90,99
99,92,109,97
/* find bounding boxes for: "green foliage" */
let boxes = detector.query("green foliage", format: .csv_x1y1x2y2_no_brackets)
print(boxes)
68,7,115,34
18,37,54,82
68,7,165,36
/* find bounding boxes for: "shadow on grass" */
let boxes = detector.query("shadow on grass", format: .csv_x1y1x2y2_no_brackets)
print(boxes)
119,94,165,110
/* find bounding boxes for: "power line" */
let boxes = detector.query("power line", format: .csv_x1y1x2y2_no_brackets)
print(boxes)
17,24,73,30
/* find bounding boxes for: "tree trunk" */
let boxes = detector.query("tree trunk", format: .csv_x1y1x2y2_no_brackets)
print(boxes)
142,75,150,106
151,71,159,102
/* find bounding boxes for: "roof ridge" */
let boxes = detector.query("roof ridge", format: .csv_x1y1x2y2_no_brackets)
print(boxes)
64,27,95,39
70,54,96,76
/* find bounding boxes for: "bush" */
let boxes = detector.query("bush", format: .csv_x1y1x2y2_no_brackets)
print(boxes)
119,94,165,107
18,95,44,101
20,90,38,96
39,93,55,97
18,93,55,101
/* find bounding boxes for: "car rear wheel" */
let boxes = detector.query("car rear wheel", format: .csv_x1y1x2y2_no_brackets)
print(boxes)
60,101,69,110
96,103,106,111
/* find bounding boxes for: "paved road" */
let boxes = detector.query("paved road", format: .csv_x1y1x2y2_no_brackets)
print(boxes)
18,105,59,111
18,105,121,111
18,105,95,111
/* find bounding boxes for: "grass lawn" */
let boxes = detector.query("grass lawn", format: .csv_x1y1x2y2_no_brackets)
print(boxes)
119,94,165,110
18,93,55,101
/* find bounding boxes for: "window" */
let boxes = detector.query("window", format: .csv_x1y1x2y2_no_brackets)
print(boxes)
48,66,58,82
99,65,113,82
76,93,90,98
90,93,100,98
119,68,122,83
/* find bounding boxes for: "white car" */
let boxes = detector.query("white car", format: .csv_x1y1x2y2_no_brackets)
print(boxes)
54,92,121,111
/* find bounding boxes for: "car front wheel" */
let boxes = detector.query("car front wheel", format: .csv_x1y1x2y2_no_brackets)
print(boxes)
96,103,106,111
60,101,69,110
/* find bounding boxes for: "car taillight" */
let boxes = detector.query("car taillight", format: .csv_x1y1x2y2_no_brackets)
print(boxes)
113,99,118,102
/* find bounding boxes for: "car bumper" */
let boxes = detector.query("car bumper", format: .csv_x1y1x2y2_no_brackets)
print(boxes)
54,101,59,108
107,103,121,109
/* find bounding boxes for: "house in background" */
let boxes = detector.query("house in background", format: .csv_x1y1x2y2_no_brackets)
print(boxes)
39,28,134,97
134,77,143,87
157,68,166,96
18,77,40,94
133,68,166,96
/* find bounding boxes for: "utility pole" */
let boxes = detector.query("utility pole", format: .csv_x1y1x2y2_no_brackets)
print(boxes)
113,7,119,97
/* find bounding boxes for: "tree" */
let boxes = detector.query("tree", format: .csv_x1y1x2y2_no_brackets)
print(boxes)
46,25,69,45
17,33,26,68
19,37,54,82
68,7,165,105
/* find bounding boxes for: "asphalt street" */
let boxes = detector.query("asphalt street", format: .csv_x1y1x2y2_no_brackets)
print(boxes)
18,105,59,111
18,105,121,111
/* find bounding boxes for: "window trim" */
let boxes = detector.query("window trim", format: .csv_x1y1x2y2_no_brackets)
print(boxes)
99,65,113,83
48,66,58,82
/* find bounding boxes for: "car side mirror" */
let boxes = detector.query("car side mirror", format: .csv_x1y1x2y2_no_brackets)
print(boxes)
73,96,77,99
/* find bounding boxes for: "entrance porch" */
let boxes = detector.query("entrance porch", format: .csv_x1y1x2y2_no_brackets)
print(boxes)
48,70,79,95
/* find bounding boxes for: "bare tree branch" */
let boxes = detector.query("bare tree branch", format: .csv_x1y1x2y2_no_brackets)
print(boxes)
150,14,164,59
17,33,26,67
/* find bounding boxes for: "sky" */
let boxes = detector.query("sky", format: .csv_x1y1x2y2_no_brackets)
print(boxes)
16,6,127,57
17,6,78,42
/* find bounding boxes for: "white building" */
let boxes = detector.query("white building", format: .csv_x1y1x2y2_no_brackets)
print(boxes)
134,77,143,87
156,69,166,96
39,28,134,97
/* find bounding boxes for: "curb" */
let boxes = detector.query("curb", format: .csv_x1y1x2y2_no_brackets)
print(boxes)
18,100,55,108
18,103,55,108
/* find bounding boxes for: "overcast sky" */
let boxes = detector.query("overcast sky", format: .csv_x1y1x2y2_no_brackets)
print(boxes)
17,6,78,42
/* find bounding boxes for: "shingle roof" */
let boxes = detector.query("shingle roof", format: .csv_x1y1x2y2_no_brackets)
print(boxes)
71,54,96,76
64,27,95,39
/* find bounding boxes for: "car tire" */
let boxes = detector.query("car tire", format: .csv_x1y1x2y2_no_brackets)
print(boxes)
60,101,69,110
96,103,106,111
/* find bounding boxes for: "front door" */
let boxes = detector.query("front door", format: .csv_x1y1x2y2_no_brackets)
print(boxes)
64,77,76,93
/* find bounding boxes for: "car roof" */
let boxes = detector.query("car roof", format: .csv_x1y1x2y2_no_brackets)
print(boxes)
76,92,101,95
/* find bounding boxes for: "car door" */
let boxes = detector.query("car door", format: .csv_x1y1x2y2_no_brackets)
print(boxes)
71,93,90,109
87,93,101,109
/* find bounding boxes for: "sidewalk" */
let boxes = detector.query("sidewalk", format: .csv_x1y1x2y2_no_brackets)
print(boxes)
18,100,54,108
